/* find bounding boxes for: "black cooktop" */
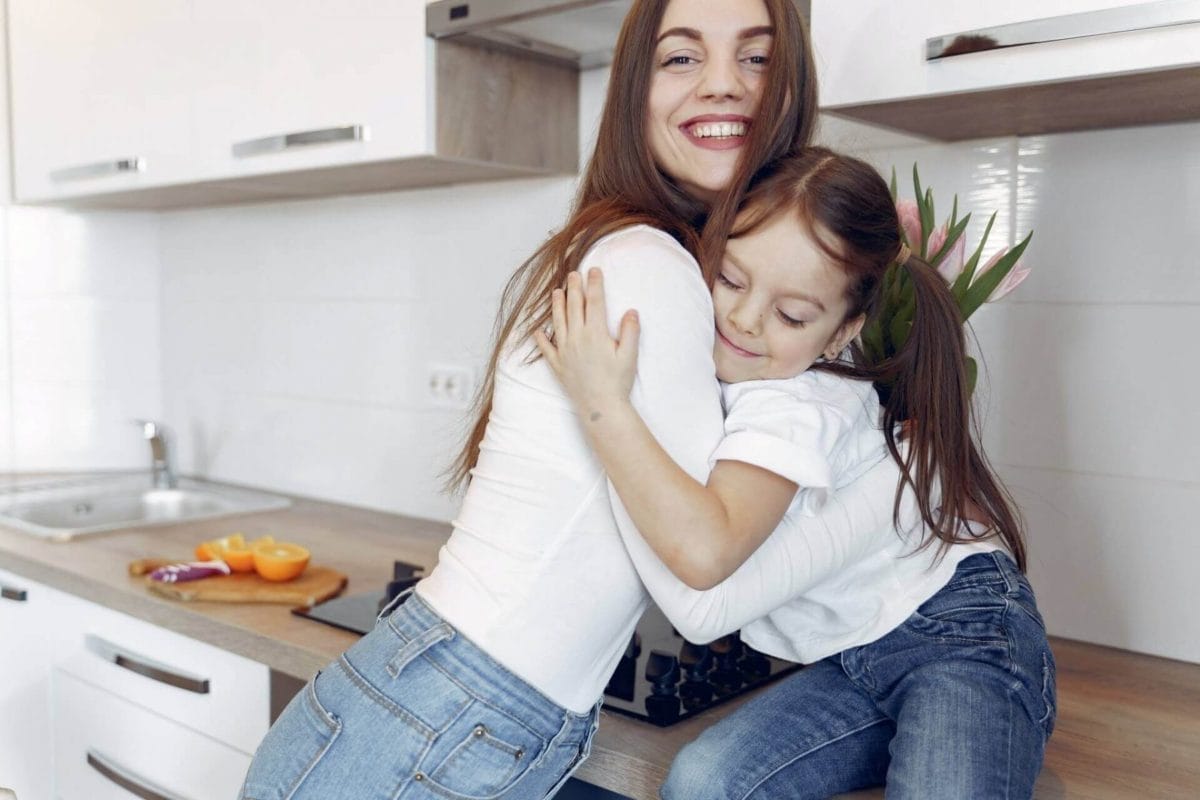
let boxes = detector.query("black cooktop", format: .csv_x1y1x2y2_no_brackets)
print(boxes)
293,561,802,726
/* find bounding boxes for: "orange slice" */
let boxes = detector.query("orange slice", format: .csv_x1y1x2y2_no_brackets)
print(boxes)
195,533,246,562
252,541,310,582
223,535,275,573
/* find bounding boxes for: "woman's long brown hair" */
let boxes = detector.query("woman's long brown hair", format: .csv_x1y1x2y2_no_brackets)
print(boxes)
447,0,818,491
733,148,1027,569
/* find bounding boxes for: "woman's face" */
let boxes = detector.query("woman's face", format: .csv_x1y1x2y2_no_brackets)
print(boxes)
647,0,773,203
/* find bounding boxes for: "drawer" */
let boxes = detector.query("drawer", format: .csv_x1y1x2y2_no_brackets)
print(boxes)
54,596,270,754
53,668,251,800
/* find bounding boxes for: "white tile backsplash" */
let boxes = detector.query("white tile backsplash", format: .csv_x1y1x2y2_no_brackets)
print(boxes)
11,297,160,384
971,301,1199,484
0,382,12,472
163,380,462,521
1014,122,1200,305
160,174,581,517
12,379,162,470
8,207,160,299
1007,464,1200,664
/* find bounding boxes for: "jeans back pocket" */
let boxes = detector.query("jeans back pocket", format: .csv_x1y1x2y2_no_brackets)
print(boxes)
418,702,548,800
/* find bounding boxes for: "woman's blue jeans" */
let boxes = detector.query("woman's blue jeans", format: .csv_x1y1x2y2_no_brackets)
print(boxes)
239,591,600,800
662,552,1057,800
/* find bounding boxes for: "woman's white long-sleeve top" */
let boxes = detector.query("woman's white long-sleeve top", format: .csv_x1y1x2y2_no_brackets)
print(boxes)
416,226,948,712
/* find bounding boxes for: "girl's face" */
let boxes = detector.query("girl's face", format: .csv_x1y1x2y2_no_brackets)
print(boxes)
713,212,865,383
647,0,772,202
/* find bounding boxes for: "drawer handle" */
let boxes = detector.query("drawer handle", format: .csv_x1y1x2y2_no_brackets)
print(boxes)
49,157,146,182
927,0,1200,60
232,124,367,158
1,584,28,602
85,634,211,694
87,750,191,800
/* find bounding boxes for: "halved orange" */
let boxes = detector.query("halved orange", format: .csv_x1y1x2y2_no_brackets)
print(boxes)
252,541,310,582
223,535,275,573
195,533,246,562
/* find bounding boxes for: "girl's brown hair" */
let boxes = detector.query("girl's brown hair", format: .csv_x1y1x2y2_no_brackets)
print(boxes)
448,0,818,490
733,148,1027,569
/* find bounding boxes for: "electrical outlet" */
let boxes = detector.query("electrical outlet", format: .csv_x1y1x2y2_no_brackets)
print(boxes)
427,364,475,409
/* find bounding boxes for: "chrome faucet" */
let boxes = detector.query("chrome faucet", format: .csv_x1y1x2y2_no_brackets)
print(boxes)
135,420,177,489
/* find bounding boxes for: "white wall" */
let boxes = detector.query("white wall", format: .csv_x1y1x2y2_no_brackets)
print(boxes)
823,117,1200,663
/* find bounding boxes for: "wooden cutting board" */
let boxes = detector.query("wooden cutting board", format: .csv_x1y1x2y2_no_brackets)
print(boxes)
129,558,347,606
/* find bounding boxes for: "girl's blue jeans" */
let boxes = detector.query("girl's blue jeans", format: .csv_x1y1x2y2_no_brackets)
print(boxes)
662,552,1057,800
239,591,600,800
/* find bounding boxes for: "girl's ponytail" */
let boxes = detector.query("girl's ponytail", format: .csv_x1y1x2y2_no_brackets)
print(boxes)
881,256,1024,569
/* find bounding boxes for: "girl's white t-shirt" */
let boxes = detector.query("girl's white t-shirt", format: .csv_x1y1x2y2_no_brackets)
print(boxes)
417,225,992,712
715,372,998,663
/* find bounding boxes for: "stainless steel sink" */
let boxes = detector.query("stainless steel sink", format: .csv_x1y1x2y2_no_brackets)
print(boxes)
0,474,291,541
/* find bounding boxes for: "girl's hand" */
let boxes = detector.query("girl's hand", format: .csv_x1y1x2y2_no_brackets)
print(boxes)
534,268,640,414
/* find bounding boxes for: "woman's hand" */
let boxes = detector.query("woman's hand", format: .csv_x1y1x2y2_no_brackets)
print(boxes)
534,268,641,415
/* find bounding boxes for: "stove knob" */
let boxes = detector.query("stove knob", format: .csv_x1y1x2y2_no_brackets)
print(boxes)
645,650,681,695
678,640,713,681
739,648,771,681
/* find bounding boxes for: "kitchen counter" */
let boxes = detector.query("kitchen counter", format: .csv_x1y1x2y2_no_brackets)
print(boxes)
0,485,749,800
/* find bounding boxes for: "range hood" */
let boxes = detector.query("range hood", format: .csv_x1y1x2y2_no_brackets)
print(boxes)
427,0,634,68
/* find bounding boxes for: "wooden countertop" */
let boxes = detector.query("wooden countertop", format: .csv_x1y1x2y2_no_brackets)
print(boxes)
3,482,1198,799
0,485,749,799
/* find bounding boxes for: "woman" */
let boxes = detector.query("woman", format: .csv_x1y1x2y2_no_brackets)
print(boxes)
240,0,894,797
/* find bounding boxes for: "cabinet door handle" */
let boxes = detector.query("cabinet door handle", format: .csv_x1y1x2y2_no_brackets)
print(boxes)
927,0,1200,60
87,750,191,800
85,634,211,694
1,584,28,602
232,124,367,157
49,157,146,182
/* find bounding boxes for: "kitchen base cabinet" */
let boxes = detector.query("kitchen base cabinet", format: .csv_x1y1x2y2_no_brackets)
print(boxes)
55,593,271,755
0,569,61,800
0,566,272,799
53,669,251,800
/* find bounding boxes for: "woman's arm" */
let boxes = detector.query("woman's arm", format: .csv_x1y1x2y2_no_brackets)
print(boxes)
537,268,800,589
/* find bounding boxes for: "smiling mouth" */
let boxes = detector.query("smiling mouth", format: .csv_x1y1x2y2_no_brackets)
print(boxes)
717,329,759,358
685,121,748,139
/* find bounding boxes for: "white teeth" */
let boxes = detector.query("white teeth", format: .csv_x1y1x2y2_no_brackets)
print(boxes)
690,121,747,139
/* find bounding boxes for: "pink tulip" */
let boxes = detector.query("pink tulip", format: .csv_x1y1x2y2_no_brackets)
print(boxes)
987,262,1032,302
896,199,922,249
975,248,1006,278
935,232,966,283
925,223,947,261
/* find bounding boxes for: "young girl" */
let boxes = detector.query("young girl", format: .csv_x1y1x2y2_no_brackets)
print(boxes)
535,148,1055,798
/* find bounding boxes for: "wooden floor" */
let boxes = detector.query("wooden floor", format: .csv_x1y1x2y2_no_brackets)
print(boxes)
834,637,1200,799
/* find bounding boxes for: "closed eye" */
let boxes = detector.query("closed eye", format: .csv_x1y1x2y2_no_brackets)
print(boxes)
777,310,805,327
717,273,742,290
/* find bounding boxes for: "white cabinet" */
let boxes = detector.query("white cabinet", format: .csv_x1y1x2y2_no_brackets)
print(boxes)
7,0,197,201
0,569,63,800
7,0,577,207
53,670,251,800
812,0,1200,140
191,0,428,182
0,567,271,800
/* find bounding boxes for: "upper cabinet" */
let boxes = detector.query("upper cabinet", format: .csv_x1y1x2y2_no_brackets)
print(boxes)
811,0,1200,140
7,0,578,208
8,0,198,201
